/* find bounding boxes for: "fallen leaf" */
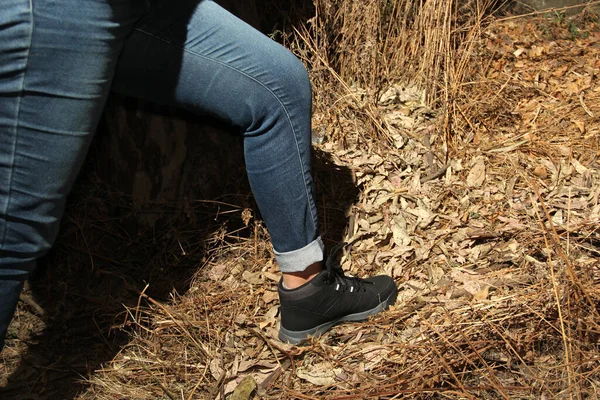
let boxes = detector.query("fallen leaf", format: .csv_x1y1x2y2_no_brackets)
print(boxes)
392,215,411,247
571,159,588,174
467,157,486,187
262,271,280,282
463,280,482,295
533,166,547,178
406,200,436,228
428,265,445,284
230,375,257,400
262,291,278,304
241,209,253,226
258,305,279,329
296,364,341,386
552,64,569,78
513,48,526,57
362,345,391,370
208,264,228,281
242,271,263,285
572,119,585,134
210,358,224,381
238,359,255,373
552,210,564,225
473,285,490,301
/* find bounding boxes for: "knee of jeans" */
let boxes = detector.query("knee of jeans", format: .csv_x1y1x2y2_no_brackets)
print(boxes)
1,215,59,273
245,52,311,134
277,51,312,107
261,49,310,105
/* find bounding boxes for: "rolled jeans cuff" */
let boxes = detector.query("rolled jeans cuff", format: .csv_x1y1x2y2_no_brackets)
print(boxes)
274,237,324,273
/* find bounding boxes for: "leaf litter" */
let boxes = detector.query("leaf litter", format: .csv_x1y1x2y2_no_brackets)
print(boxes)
82,14,600,400
5,10,599,400
83,14,600,399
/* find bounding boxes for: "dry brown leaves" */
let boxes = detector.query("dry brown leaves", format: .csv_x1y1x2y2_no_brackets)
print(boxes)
79,13,600,400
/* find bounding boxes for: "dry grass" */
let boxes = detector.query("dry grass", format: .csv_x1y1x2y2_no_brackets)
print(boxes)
289,0,502,146
2,1,600,399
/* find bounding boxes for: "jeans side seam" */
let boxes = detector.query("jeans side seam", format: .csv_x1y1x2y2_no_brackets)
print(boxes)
134,28,319,234
1,0,35,250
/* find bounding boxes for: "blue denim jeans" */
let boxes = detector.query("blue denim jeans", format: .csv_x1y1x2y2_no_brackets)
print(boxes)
0,0,324,348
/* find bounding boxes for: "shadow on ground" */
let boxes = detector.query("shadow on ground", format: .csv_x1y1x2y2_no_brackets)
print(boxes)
0,1,319,398
0,132,358,399
0,1,362,396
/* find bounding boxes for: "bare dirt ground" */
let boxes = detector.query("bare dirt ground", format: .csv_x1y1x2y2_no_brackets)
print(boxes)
1,9,600,400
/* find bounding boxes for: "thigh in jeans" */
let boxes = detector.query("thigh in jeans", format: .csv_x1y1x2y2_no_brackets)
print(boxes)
112,0,324,273
0,0,147,348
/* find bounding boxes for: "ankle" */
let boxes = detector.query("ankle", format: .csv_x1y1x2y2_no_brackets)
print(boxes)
282,262,323,289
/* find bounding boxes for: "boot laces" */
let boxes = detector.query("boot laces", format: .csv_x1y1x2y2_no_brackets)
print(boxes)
325,243,372,293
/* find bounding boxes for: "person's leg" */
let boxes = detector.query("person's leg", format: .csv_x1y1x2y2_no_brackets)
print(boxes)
112,0,397,344
111,0,324,278
0,0,147,349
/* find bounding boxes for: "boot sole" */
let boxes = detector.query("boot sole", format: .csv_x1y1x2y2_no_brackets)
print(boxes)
278,287,398,344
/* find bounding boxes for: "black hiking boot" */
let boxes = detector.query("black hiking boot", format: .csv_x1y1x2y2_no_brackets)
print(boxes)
278,243,398,344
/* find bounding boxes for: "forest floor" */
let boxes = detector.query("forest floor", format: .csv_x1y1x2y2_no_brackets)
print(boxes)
1,10,600,400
